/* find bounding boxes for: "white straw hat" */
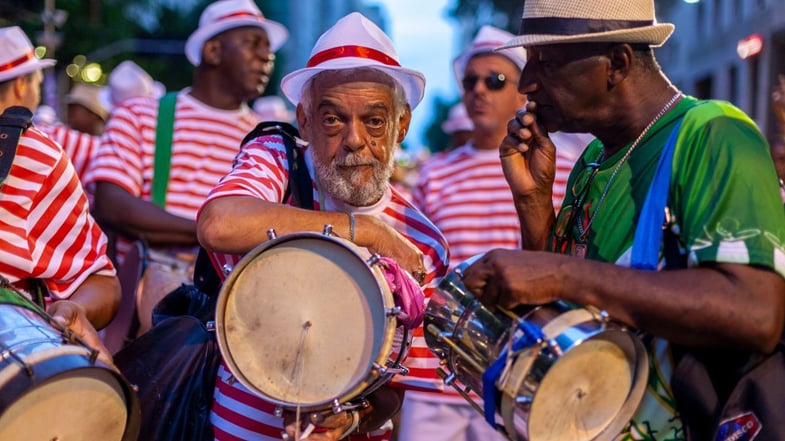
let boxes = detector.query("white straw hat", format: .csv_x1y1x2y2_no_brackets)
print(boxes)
100,60,165,109
501,0,674,49
185,0,288,66
453,25,526,91
280,12,426,109
0,26,55,83
441,102,473,134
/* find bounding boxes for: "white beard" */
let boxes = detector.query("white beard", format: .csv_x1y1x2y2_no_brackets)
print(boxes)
311,147,395,206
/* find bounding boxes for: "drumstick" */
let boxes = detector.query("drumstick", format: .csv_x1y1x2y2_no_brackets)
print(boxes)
292,320,312,440
299,423,316,440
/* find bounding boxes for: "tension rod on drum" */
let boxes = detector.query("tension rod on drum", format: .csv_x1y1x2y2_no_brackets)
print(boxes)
425,324,485,373
435,368,484,415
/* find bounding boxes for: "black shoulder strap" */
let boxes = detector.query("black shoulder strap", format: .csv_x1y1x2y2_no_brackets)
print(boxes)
0,106,33,187
242,120,313,209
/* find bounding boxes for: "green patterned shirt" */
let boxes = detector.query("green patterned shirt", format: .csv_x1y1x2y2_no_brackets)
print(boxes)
553,97,785,440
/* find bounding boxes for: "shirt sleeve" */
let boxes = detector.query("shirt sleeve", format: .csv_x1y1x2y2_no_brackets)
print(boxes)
201,134,292,207
27,139,115,299
85,104,146,196
674,107,785,277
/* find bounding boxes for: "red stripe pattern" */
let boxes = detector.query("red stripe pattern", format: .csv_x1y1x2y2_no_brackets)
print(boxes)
0,128,114,298
307,45,400,68
0,51,34,73
40,124,100,185
201,133,449,441
84,91,259,261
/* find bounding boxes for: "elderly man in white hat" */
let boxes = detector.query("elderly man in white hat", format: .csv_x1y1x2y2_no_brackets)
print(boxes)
198,12,449,441
86,0,288,338
0,26,120,367
460,0,785,440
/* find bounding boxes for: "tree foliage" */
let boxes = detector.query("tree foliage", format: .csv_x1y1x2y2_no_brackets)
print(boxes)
1,1,276,93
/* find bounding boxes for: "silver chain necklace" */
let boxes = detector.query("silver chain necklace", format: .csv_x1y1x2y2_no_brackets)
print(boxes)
577,91,682,240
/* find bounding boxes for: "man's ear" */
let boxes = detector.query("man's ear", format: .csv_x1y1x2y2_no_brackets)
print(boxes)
295,104,308,132
201,39,222,66
607,43,634,87
396,106,412,143
12,76,25,100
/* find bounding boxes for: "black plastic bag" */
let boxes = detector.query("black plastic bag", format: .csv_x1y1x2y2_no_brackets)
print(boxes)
114,308,220,441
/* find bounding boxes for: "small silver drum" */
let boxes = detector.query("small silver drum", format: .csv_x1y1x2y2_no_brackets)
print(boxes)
0,286,139,441
215,230,411,413
425,256,648,441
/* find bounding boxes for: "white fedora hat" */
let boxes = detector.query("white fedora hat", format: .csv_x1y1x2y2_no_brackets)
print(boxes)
453,25,526,91
100,60,165,109
0,26,55,83
280,12,426,109
185,0,289,66
441,102,473,135
501,0,674,49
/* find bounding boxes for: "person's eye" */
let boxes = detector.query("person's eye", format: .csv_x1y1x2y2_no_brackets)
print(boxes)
367,117,386,128
323,115,341,125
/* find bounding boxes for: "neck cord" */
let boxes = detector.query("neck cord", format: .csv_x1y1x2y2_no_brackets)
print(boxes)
578,91,682,240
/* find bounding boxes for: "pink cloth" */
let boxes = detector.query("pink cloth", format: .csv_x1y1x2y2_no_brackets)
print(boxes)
378,256,425,329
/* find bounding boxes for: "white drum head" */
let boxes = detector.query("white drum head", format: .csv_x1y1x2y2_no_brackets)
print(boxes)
218,236,393,408
528,339,633,441
0,368,128,440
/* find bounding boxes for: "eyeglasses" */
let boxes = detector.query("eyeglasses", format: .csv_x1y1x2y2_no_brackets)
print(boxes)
461,72,507,91
553,158,601,252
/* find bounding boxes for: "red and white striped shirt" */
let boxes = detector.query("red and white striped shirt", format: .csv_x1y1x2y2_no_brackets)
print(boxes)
0,127,114,298
83,90,259,261
39,123,100,186
414,145,521,270
200,133,449,441
84,90,259,220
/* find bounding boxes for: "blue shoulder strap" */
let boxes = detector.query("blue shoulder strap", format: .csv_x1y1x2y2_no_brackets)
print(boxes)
630,118,684,270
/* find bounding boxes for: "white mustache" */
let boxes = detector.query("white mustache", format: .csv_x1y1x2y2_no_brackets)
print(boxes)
338,154,376,167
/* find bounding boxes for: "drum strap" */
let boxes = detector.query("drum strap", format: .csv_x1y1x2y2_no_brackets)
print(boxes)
0,106,33,188
481,320,545,426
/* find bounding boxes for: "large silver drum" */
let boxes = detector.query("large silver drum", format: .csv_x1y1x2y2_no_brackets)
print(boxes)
425,256,649,441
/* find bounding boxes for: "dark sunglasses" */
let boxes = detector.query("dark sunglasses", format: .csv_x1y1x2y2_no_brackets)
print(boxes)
461,72,507,91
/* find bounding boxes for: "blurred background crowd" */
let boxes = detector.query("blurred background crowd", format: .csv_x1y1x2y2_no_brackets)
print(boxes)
5,0,785,194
